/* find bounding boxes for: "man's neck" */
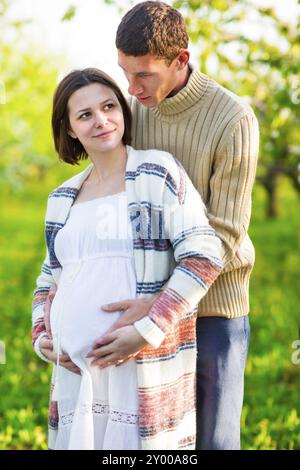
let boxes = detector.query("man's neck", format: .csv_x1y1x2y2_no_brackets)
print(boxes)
167,64,192,98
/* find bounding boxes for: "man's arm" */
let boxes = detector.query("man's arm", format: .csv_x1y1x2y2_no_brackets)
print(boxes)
208,111,259,266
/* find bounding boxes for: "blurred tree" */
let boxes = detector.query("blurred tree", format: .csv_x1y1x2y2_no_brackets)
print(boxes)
71,0,299,218
0,0,62,191
0,46,62,190
2,0,300,214
172,0,300,217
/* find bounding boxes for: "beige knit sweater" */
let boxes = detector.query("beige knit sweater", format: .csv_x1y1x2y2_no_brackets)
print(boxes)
130,67,259,318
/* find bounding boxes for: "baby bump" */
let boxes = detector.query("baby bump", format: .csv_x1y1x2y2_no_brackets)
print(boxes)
50,260,136,358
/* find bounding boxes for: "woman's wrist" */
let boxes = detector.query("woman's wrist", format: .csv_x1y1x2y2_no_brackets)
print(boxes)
34,333,53,363
149,292,161,307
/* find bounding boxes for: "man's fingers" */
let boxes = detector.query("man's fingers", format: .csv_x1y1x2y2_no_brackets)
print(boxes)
101,300,131,312
90,332,117,351
115,352,138,367
104,318,131,336
87,342,116,359
91,352,120,368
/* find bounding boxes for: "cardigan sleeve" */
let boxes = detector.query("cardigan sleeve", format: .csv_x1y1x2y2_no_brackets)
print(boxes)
134,159,223,347
32,202,56,363
208,111,259,265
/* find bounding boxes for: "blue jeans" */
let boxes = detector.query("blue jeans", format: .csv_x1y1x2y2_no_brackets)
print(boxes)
196,315,250,450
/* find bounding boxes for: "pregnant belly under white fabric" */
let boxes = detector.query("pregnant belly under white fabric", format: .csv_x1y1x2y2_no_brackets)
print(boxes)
50,254,138,449
50,254,136,367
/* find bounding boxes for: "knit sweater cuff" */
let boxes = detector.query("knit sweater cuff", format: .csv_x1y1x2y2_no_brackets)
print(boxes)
34,333,52,364
134,317,165,348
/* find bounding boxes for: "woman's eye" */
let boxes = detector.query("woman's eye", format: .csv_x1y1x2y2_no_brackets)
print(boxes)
104,103,115,111
79,112,90,119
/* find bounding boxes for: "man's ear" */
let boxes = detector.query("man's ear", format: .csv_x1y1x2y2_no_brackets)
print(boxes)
176,49,190,70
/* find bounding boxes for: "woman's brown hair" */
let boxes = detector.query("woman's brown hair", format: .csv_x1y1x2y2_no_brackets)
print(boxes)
52,68,132,165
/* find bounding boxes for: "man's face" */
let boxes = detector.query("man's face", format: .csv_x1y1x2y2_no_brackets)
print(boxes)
118,51,180,108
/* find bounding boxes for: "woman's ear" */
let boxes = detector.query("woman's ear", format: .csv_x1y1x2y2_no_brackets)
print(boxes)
68,129,77,139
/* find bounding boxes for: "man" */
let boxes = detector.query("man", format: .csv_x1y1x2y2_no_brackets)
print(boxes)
43,1,259,449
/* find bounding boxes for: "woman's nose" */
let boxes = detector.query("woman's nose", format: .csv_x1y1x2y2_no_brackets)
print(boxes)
94,110,107,127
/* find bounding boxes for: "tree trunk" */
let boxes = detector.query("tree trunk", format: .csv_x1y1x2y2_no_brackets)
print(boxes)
264,171,278,218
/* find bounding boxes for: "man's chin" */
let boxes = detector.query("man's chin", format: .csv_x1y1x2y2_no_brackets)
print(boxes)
136,96,158,108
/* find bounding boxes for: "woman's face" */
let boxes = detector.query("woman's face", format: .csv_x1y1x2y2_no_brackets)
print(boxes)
67,83,125,155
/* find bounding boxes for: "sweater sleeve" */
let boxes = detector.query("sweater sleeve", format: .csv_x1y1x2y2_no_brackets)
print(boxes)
32,202,56,363
208,111,259,266
134,160,223,347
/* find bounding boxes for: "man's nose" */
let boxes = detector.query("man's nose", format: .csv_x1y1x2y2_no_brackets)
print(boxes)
128,78,143,96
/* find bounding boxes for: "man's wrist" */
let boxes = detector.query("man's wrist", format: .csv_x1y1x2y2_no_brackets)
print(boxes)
134,317,165,348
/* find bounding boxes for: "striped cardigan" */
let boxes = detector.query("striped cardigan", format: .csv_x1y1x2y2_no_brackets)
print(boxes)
32,146,223,450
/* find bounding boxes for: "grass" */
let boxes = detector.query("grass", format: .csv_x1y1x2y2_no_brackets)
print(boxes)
0,173,299,449
242,177,300,449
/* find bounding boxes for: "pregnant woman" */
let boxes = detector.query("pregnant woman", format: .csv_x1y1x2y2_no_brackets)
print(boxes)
31,68,223,450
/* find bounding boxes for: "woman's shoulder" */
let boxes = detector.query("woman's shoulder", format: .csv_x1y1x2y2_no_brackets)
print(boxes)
128,146,189,204
128,146,183,181
48,164,93,200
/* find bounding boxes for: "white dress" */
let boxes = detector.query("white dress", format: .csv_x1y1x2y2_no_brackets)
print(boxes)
50,192,141,450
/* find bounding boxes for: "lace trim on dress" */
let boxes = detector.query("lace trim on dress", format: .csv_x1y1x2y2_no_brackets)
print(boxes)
60,402,139,427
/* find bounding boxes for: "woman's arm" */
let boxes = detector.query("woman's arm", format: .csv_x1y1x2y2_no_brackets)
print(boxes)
134,161,223,347
32,246,57,363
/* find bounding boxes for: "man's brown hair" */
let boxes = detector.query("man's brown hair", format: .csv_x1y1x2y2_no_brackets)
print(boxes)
52,68,132,165
116,1,188,65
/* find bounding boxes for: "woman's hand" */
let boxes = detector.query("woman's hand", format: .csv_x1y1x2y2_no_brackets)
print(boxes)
39,338,81,375
86,325,147,368
44,286,57,340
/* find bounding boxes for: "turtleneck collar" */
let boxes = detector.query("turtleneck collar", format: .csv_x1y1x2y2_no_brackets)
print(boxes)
150,65,211,122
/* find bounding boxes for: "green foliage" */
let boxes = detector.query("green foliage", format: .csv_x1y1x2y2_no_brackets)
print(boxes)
0,0,299,450
0,177,299,449
0,0,70,191
241,177,300,449
0,41,64,191
0,168,82,450
2,0,300,216
172,0,300,216
62,5,76,22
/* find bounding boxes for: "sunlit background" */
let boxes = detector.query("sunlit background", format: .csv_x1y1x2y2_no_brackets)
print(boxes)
6,0,298,88
0,0,300,450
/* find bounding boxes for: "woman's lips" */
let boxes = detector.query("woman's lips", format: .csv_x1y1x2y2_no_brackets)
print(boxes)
93,129,116,138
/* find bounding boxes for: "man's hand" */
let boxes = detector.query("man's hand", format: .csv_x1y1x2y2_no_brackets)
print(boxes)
86,325,147,368
39,338,81,375
101,293,160,335
44,286,57,340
